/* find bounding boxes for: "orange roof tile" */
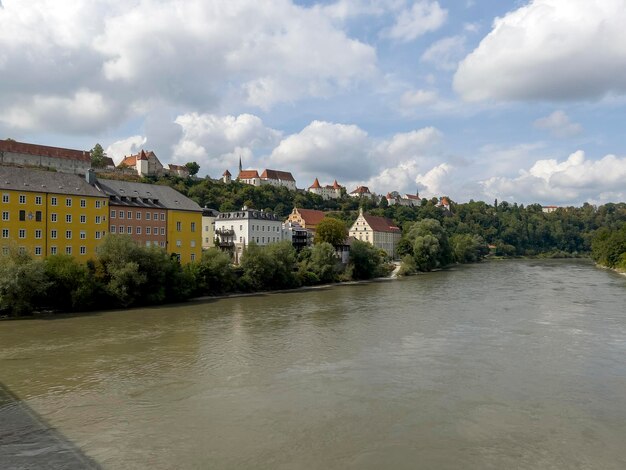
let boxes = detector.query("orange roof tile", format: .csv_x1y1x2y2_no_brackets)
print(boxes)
332,180,341,189
362,213,400,233
0,139,90,162
351,185,371,194
238,170,260,179
261,169,295,181
309,178,321,189
295,208,326,226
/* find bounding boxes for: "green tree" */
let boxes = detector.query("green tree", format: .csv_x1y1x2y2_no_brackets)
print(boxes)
315,217,347,246
349,239,383,280
44,255,98,311
185,161,200,176
188,248,237,295
306,242,342,283
0,247,50,316
90,143,107,168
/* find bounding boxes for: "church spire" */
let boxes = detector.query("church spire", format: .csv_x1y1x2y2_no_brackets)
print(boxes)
238,155,242,173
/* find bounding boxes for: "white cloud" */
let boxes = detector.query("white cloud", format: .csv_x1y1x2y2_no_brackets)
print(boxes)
421,35,466,71
0,0,378,133
269,120,371,183
481,150,626,204
400,89,439,107
376,127,442,164
106,135,147,163
415,163,453,198
454,0,626,102
533,110,583,138
172,113,282,177
386,1,447,42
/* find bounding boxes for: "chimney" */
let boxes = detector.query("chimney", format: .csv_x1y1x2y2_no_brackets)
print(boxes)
86,169,96,185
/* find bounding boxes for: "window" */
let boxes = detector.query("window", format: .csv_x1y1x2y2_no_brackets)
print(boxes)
95,216,101,224
51,197,57,206
80,199,86,208
160,228,165,235
136,226,141,234
154,227,158,235
19,229,26,238
191,240,196,247
119,211,124,219
154,212,158,220
50,246,57,255
35,211,42,222
146,227,151,235
19,194,26,204
146,241,151,246
240,225,243,231
66,198,72,207
2,229,8,238
65,246,72,255
176,240,181,247
2,194,8,203
51,230,57,239
160,241,165,248
35,196,42,205
117,225,123,233
80,246,86,255
35,247,42,256
2,247,8,255
66,214,72,223
51,213,57,222
19,210,25,221
160,213,165,221
2,211,8,221
80,231,86,239
191,222,196,232
111,210,116,218
95,231,102,239
191,253,196,262
96,201,102,209
146,212,151,220
80,215,86,223
35,230,42,239
127,226,132,234
66,230,72,239
176,221,182,232
136,212,141,220
127,211,132,219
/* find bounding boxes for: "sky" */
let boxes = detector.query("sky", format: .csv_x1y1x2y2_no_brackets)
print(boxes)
1,0,626,206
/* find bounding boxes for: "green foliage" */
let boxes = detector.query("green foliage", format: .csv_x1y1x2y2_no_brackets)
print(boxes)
591,224,626,269
240,241,299,291
398,254,417,276
185,161,200,176
0,247,50,316
450,234,489,263
188,248,237,295
44,255,98,311
401,218,452,271
90,143,107,168
299,242,343,284
349,240,383,280
315,217,347,246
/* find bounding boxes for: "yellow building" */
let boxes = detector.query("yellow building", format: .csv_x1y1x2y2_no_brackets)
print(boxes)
167,209,202,263
1,167,109,259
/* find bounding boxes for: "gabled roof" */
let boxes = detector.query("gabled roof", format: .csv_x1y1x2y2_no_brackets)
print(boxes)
309,178,321,189
238,170,259,179
102,157,115,168
223,170,231,176
351,185,371,194
0,167,103,197
405,194,420,200
97,179,202,212
261,169,295,181
294,208,326,226
440,197,450,205
0,139,90,162
137,150,148,161
119,155,137,167
362,213,400,233
332,180,341,189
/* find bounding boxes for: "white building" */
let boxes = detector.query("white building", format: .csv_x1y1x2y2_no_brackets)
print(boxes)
0,139,91,174
308,178,343,200
385,191,421,207
237,168,297,190
349,208,402,258
202,208,219,249
349,185,376,199
215,207,286,262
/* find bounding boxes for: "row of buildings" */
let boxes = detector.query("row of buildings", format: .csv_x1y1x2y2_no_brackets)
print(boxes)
1,167,202,263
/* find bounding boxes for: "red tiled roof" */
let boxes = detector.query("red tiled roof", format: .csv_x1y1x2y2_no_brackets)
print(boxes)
332,180,341,189
351,185,371,194
137,150,148,161
309,178,321,189
295,208,326,226
119,155,137,167
405,194,420,200
261,169,295,181
0,139,90,162
238,170,259,179
223,170,231,176
441,197,450,205
362,213,400,233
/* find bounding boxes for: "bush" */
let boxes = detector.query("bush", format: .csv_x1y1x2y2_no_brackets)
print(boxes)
0,247,50,316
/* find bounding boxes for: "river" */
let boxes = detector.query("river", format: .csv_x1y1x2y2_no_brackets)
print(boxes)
1,259,626,469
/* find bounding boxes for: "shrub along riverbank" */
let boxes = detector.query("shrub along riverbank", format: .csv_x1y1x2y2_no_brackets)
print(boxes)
0,235,390,317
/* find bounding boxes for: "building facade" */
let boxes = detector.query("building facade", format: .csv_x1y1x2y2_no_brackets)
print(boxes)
0,139,91,175
215,208,284,262
349,185,376,199
1,167,109,259
307,178,343,200
237,168,296,190
349,208,401,258
286,207,326,232
202,208,219,249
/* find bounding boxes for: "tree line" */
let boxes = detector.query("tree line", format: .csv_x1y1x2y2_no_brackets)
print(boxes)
0,234,390,317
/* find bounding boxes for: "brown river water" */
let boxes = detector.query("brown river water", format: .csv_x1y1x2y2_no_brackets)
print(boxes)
1,259,626,469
